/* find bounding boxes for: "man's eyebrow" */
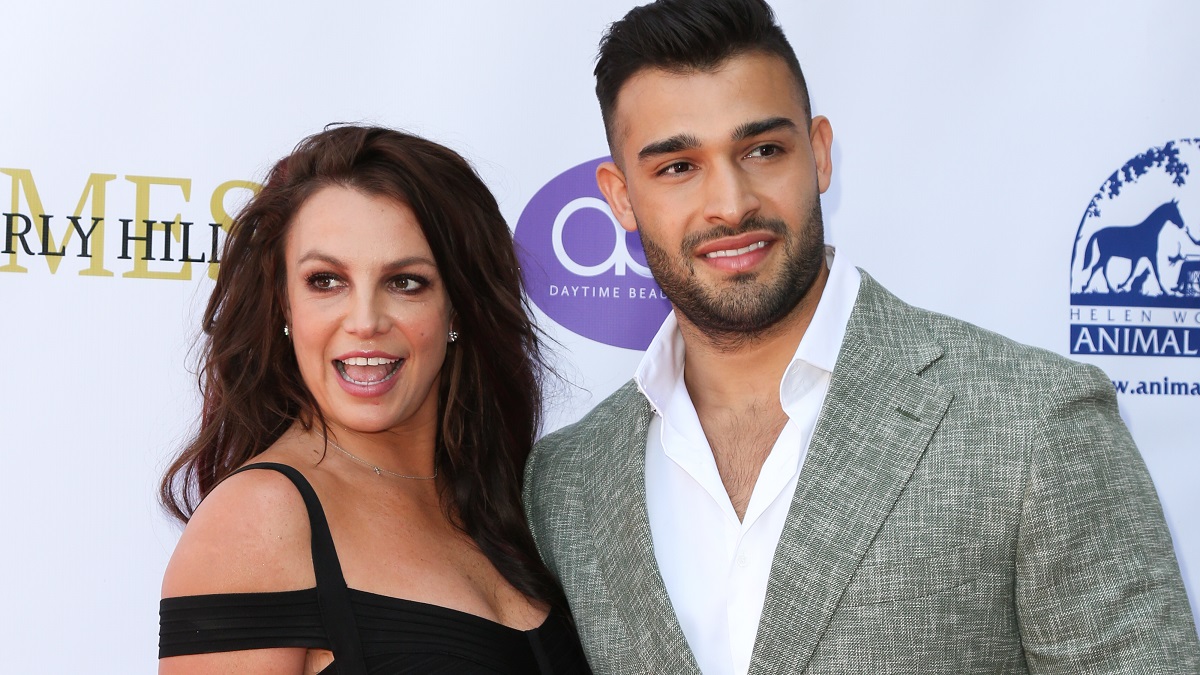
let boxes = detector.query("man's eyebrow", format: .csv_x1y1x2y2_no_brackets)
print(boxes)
637,133,701,163
732,116,798,142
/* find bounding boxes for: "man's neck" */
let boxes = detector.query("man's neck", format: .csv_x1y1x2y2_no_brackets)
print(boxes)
676,261,830,519
679,261,829,414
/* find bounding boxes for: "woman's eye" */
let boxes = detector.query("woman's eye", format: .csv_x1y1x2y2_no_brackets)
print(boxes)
390,276,426,292
306,273,341,291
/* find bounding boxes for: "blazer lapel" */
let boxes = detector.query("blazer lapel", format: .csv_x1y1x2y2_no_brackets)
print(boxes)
749,274,953,674
586,385,702,674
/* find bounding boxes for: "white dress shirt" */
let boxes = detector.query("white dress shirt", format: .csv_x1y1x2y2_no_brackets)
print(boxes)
636,250,861,675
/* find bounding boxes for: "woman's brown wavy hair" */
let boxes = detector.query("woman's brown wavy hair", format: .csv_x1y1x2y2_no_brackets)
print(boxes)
161,125,563,609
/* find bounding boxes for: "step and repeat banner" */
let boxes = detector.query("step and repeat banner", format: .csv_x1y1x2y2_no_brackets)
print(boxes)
3,2,1197,671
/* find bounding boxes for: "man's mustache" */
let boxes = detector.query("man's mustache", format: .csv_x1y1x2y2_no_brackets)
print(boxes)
680,215,789,253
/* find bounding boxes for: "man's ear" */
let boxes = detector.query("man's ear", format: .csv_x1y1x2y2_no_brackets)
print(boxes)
596,161,638,233
809,115,834,194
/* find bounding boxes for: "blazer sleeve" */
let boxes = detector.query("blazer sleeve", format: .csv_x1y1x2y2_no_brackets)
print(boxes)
523,438,558,576
1015,361,1200,673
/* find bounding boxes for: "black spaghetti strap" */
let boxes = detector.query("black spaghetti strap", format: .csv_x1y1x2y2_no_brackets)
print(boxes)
232,462,369,675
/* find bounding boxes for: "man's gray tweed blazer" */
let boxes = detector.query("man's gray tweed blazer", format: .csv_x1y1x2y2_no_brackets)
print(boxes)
524,271,1200,674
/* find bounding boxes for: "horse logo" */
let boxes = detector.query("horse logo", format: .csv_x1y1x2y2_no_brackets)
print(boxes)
1070,138,1200,309
1069,139,1200,359
1077,199,1191,295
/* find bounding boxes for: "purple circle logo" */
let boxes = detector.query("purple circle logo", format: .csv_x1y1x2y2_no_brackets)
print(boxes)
515,157,670,350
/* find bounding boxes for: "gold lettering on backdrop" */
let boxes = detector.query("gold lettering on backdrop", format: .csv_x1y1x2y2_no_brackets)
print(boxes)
1,169,117,275
207,180,261,280
0,170,262,280
122,175,193,280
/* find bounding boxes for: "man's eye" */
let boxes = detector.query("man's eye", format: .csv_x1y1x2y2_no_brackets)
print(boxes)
747,144,780,158
660,161,693,175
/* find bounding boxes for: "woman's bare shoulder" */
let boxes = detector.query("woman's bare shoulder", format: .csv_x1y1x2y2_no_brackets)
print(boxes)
161,464,317,599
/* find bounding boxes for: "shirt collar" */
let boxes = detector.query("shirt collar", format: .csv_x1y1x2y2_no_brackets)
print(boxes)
793,246,860,374
635,247,861,415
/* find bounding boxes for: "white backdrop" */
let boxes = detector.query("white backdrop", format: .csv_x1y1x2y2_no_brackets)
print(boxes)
2,2,1197,672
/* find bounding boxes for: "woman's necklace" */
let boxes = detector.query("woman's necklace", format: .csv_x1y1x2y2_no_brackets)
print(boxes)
325,435,438,480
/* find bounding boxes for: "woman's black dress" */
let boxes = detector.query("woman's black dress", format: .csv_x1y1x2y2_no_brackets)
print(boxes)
159,463,591,674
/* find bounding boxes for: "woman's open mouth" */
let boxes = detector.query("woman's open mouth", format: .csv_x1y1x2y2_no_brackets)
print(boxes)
334,356,403,386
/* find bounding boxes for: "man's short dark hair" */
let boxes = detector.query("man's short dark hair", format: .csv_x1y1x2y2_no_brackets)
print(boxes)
595,0,811,149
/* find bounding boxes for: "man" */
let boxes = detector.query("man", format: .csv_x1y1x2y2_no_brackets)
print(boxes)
524,0,1200,673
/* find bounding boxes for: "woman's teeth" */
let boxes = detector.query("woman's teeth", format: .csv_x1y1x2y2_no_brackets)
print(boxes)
341,356,398,367
335,357,402,385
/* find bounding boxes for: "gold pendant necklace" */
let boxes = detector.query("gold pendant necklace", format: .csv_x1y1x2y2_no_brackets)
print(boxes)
326,435,437,480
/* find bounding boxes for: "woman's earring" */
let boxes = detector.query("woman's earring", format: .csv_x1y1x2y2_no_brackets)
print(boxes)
283,325,290,337
448,330,459,343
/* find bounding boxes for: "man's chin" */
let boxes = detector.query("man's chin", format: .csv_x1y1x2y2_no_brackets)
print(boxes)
679,294,801,338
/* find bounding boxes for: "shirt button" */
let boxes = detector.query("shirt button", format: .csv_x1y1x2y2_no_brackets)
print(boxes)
736,554,748,568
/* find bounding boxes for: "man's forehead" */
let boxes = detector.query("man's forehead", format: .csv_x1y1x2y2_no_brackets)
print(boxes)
609,53,806,156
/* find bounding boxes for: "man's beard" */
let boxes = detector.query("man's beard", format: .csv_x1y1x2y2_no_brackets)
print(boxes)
638,201,825,347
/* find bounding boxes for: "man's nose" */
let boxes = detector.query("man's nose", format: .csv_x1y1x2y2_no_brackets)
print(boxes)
701,161,761,227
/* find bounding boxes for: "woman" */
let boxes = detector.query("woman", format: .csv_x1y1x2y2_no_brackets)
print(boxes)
159,126,590,674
